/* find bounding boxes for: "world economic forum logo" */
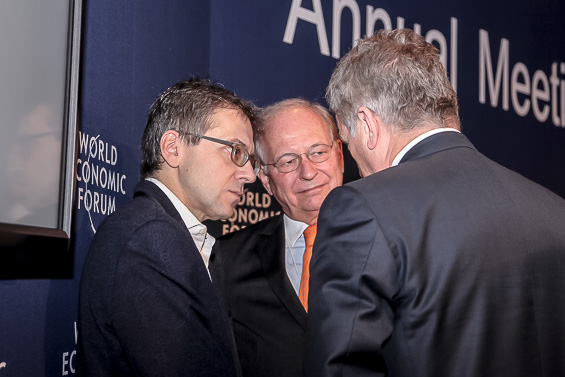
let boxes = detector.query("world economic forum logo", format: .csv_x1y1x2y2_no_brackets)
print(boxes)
76,131,128,234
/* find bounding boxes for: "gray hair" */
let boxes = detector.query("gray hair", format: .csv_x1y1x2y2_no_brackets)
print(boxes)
326,28,459,135
254,98,339,166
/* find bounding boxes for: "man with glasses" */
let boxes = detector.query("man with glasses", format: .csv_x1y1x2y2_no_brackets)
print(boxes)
77,78,258,376
212,98,344,377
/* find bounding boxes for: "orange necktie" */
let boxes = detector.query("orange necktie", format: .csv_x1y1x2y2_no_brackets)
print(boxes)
298,224,317,312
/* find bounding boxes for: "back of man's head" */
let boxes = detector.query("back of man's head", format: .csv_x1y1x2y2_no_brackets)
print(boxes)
327,28,460,136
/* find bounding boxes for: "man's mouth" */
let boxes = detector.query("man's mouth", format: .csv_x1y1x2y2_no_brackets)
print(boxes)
298,183,325,194
229,190,244,200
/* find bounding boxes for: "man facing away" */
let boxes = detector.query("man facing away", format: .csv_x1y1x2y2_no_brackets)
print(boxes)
77,78,260,376
305,29,565,377
213,98,344,377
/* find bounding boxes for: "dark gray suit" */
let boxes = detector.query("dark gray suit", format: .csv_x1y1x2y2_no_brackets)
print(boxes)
213,214,307,377
305,131,565,377
77,180,238,377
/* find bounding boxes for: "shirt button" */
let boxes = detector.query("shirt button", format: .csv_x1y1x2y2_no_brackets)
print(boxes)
199,229,205,235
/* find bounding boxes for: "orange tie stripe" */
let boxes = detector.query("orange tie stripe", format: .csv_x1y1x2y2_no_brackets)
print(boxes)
298,224,317,312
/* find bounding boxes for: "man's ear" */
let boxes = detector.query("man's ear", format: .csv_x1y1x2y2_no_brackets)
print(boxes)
258,168,274,196
357,107,379,150
160,130,182,168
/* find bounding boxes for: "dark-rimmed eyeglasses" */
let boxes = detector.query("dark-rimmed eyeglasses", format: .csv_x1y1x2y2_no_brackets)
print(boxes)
185,133,261,175
263,142,334,173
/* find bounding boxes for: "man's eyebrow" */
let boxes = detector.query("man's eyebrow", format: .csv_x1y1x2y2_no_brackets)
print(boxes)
272,142,329,160
229,138,251,150
281,141,332,153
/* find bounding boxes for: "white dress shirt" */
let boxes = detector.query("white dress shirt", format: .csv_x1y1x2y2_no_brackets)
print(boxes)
283,214,309,295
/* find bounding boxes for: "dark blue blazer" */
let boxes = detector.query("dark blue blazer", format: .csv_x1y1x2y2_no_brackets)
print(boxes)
213,214,308,377
77,180,239,377
305,131,565,377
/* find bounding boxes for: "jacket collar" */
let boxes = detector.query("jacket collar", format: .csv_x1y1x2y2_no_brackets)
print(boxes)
400,130,476,164
133,179,184,225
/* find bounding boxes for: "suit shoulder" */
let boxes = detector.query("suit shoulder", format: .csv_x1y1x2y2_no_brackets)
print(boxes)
320,183,377,220
95,195,161,230
91,194,184,254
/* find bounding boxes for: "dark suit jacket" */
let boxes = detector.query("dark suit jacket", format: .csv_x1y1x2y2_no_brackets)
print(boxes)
213,214,308,377
305,131,565,377
77,180,239,377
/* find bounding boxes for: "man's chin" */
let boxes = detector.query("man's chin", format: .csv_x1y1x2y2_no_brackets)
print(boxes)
223,204,239,222
299,199,325,213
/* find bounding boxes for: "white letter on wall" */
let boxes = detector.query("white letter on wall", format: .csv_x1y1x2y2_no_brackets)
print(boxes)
511,62,531,117
283,0,330,56
479,29,509,110
365,6,391,36
450,17,458,92
332,0,361,59
532,69,550,122
425,30,448,69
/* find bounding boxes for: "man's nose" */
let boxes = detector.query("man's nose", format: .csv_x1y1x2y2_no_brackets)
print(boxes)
298,156,317,180
237,160,257,183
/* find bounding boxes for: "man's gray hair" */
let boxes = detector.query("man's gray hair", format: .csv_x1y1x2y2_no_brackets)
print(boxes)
326,28,460,135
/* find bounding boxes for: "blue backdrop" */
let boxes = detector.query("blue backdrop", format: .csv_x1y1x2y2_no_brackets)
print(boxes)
1,0,563,376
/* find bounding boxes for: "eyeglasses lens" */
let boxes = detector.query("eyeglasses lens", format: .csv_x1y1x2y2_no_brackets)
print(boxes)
274,144,333,173
231,145,246,166
308,144,332,163
231,145,261,175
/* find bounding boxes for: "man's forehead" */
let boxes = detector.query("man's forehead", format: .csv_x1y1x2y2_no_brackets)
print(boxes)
206,110,253,149
267,108,328,136
264,113,330,154
209,107,250,125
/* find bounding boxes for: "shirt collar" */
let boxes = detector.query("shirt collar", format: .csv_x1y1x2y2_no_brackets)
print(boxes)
146,177,205,231
283,214,308,246
392,128,460,167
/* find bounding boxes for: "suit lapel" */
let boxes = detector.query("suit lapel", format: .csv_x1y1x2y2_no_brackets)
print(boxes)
256,216,308,329
135,179,239,374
